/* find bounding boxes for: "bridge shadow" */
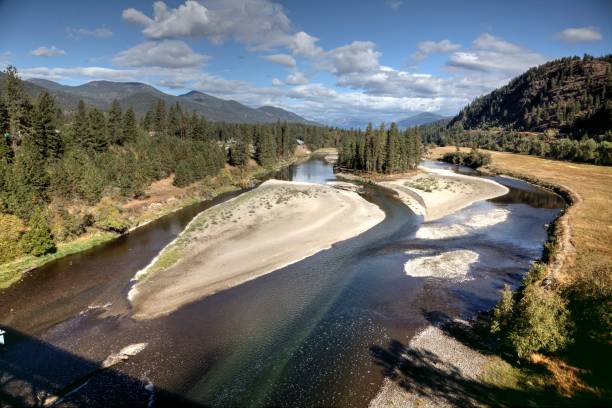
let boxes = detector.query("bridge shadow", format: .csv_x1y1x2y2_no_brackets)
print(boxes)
0,326,204,408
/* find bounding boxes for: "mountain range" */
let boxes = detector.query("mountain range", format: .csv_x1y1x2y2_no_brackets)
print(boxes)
0,74,319,125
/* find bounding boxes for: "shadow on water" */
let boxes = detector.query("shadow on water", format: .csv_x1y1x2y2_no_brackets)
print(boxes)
0,327,204,408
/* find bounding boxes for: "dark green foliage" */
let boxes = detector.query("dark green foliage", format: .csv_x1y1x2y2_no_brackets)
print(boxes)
229,137,250,167
338,122,422,174
33,92,62,160
107,99,123,144
254,126,277,167
122,107,138,144
441,148,492,168
21,207,56,256
71,100,88,145
490,284,515,335
85,108,109,152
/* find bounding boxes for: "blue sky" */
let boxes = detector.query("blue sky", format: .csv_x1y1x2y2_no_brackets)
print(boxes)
0,0,610,124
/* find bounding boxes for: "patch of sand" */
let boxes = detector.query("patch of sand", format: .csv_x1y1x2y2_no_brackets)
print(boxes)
128,179,384,319
378,167,509,221
404,250,479,281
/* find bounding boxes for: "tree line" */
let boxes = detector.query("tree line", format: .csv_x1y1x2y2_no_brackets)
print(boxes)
338,122,422,173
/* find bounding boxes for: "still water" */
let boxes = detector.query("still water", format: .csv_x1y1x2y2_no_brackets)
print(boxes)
0,158,564,407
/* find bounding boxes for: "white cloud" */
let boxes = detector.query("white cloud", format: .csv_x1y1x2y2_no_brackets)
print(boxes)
556,26,602,43
386,0,403,10
67,27,113,39
321,41,381,75
0,51,13,68
413,39,461,60
123,0,293,50
447,33,545,75
262,53,296,68
285,71,309,85
113,40,208,68
288,31,323,58
271,78,284,86
19,66,139,81
30,46,66,58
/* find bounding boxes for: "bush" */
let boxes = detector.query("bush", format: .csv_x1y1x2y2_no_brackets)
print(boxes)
20,208,56,256
522,262,547,286
92,198,130,233
441,148,491,168
0,213,26,263
509,285,572,359
490,284,515,334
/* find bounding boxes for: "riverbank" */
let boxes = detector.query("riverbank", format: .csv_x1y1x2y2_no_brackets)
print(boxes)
0,156,305,290
128,179,385,319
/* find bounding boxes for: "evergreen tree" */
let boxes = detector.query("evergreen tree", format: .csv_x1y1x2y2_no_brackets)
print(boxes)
85,108,109,152
72,100,88,147
384,122,401,173
33,92,62,160
154,100,167,134
107,99,123,144
4,66,29,148
122,107,138,144
229,138,250,167
21,207,55,256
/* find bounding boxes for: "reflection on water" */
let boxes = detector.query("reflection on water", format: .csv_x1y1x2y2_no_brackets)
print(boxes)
0,157,565,407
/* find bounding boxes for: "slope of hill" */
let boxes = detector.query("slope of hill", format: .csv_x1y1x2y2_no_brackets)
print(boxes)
3,74,316,124
397,112,448,129
449,55,612,136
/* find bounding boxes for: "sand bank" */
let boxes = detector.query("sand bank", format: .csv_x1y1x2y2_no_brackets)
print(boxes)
404,249,479,281
128,179,384,319
378,167,509,221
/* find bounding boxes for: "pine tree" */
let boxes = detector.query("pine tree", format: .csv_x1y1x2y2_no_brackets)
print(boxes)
21,207,55,256
154,100,167,134
122,107,138,144
229,138,250,167
72,100,88,147
4,66,29,148
85,108,109,152
384,122,400,173
107,99,123,144
33,92,62,160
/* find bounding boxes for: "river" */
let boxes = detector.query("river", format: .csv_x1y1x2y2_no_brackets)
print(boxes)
0,158,564,407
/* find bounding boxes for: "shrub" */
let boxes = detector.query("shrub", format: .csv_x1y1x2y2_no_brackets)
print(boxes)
20,208,56,256
522,262,547,286
509,285,572,359
0,213,26,263
441,148,491,168
92,198,129,233
490,284,515,334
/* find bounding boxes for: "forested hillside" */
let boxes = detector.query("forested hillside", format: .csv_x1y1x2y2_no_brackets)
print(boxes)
449,55,612,136
0,66,338,268
421,55,612,165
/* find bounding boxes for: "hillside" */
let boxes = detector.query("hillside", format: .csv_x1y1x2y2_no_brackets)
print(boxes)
449,55,612,136
1,73,317,125
397,112,448,129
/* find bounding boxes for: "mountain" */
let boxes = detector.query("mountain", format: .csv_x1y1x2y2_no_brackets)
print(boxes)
397,112,449,129
10,75,318,125
256,106,320,126
449,55,612,136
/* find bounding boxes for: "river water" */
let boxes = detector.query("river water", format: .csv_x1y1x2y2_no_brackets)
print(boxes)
0,158,564,407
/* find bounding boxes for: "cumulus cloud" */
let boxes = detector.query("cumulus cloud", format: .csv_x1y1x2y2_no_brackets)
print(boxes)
262,53,296,68
271,78,284,86
30,46,66,57
285,71,309,85
413,39,461,60
113,40,209,68
67,27,113,39
556,26,602,43
288,31,323,58
123,0,293,50
447,33,545,75
321,41,381,75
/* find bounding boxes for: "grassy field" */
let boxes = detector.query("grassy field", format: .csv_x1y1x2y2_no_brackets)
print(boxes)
429,146,612,284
